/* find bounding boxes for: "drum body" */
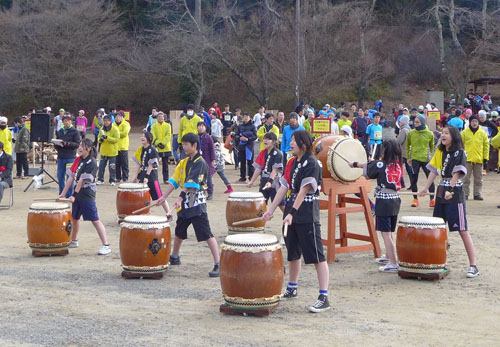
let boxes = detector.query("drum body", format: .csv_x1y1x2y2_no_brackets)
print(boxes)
326,137,365,183
116,183,151,221
27,202,72,256
313,135,344,179
226,192,267,233
220,234,284,308
120,215,171,278
396,216,448,274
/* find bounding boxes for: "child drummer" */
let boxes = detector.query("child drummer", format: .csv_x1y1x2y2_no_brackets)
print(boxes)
262,130,330,313
59,138,111,255
419,125,479,278
248,132,285,211
132,131,171,219
349,139,403,272
156,133,220,277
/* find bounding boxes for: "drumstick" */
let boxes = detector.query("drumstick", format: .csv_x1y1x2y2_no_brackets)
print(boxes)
232,217,263,226
131,202,157,215
33,198,71,202
283,222,289,237
370,143,378,160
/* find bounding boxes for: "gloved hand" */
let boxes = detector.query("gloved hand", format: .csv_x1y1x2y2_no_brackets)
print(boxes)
100,134,107,141
157,143,165,150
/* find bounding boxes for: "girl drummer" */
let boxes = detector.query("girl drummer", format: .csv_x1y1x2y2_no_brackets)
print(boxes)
263,130,330,313
248,132,285,211
59,138,111,255
132,131,171,218
349,139,404,273
419,125,479,278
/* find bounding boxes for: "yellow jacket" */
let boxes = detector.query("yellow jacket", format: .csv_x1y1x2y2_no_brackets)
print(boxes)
98,124,120,157
0,128,13,155
151,121,172,153
178,114,202,143
116,120,131,151
492,131,500,149
461,127,489,164
257,124,279,150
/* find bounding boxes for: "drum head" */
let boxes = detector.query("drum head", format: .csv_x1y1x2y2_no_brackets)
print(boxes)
228,192,264,199
224,233,277,245
399,216,446,228
122,215,169,229
29,202,70,210
118,183,148,190
327,138,365,182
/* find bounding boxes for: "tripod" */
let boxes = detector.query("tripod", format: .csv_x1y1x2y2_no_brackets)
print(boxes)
24,142,58,192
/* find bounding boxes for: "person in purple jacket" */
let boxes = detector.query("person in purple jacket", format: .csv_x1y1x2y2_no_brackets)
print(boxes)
197,121,216,200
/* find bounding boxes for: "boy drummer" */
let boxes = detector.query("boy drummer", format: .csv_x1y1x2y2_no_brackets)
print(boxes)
156,133,220,277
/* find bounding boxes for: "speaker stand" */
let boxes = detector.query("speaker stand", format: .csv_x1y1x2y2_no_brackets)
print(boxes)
24,142,58,192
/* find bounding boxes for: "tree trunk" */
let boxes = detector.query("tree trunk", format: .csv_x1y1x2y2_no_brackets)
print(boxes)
195,0,201,25
359,27,367,108
482,0,488,40
295,0,301,105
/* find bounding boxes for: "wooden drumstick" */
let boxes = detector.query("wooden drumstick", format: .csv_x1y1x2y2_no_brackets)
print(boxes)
370,143,378,160
34,198,71,202
283,222,289,237
232,217,263,226
131,201,157,215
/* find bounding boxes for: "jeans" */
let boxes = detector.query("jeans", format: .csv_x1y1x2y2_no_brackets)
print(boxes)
115,150,129,182
0,181,9,203
179,145,186,160
172,135,179,162
98,156,116,183
410,159,434,199
16,152,29,177
207,173,214,197
238,148,254,179
216,170,230,186
57,158,75,197
233,149,239,169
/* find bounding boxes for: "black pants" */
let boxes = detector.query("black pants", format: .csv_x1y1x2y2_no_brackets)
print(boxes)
411,159,435,199
115,150,129,182
401,157,414,188
238,148,254,179
159,152,170,183
98,156,116,183
16,152,29,177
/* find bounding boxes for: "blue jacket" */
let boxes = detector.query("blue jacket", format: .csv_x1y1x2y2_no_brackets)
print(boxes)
281,125,305,153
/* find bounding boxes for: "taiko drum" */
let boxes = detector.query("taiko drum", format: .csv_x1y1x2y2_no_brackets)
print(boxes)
396,216,448,274
27,202,72,256
116,183,151,222
220,233,284,309
313,135,345,179
120,215,171,278
226,192,267,234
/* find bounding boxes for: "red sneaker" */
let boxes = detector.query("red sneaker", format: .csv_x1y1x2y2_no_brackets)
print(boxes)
224,185,234,194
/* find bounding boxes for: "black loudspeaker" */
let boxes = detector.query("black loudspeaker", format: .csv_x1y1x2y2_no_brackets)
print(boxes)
30,113,54,142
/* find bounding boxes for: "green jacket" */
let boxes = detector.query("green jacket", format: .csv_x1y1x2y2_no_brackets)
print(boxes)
14,125,30,153
406,128,434,162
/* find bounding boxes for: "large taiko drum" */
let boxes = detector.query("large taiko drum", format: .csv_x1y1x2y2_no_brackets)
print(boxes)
120,215,171,279
396,216,448,275
220,233,284,309
27,202,72,256
226,192,267,234
116,183,151,222
313,135,344,179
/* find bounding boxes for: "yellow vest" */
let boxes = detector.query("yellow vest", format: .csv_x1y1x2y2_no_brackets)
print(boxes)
257,124,280,150
151,121,172,153
116,121,131,151
98,124,120,157
178,114,202,143
0,128,13,155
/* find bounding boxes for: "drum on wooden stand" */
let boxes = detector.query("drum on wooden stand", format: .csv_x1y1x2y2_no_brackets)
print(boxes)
219,233,284,313
396,216,448,278
313,135,344,179
226,192,266,234
27,202,72,256
120,215,171,279
116,183,151,222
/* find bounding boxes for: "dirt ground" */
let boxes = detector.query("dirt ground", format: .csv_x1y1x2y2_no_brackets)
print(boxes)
1,130,500,347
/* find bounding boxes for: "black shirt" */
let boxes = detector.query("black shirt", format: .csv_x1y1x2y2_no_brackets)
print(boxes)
253,148,283,190
364,160,403,216
427,149,467,204
69,155,98,202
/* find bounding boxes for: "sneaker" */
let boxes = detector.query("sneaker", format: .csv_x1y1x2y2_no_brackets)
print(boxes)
224,185,234,194
98,245,111,255
429,199,436,207
308,294,331,313
466,265,480,278
238,177,246,183
209,264,219,277
411,199,419,207
69,240,79,248
207,195,213,201
169,254,181,265
375,254,389,264
96,180,104,185
282,287,297,299
473,195,484,201
497,204,500,209
110,182,115,186
379,263,399,272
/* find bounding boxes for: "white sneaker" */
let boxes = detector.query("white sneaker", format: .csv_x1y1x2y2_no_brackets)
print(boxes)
98,245,111,255
69,240,79,248
379,263,399,273
111,182,115,186
375,254,389,264
96,181,103,185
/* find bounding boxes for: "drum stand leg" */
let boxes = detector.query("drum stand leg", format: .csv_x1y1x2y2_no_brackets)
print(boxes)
32,249,69,257
121,270,165,279
219,303,278,317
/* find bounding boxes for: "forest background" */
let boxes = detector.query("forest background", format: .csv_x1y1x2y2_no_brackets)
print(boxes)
0,0,498,122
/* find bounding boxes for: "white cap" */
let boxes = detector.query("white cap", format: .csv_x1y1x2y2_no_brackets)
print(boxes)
45,106,52,112
341,125,352,136
478,110,487,118
0,116,7,123
418,105,424,111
